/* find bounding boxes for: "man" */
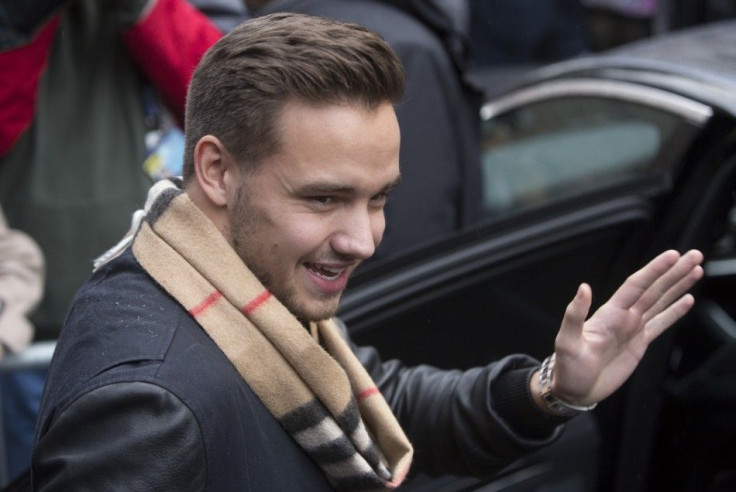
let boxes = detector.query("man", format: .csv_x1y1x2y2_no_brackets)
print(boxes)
0,1,221,479
32,13,703,490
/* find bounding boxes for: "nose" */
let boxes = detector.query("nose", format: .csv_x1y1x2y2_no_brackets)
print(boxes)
330,207,382,260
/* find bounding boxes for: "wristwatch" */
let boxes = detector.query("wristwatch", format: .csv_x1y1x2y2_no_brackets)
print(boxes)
538,353,597,417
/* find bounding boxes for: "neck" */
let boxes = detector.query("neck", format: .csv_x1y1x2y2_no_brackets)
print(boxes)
185,181,230,239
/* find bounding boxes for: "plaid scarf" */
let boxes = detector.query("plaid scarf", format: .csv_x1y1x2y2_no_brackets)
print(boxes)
98,179,413,490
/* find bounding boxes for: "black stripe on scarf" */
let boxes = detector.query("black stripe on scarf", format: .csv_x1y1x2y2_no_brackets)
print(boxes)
281,398,362,436
281,399,387,477
147,186,182,226
310,435,357,463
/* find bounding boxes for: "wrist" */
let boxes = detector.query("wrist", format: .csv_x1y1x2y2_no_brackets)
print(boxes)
533,353,597,417
494,366,570,437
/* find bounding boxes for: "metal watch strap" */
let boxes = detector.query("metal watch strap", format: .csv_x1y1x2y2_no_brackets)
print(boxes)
539,353,597,417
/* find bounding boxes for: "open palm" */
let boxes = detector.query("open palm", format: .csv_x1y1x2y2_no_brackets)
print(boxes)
551,249,704,406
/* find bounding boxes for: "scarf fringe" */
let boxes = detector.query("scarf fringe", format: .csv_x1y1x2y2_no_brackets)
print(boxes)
93,178,181,271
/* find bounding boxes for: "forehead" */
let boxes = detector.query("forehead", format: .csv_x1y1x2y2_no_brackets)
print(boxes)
257,100,401,190
277,99,399,147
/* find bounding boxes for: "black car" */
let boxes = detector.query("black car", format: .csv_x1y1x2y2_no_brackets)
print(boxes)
339,19,736,492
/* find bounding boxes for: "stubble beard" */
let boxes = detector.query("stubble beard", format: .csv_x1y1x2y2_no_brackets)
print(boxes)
229,187,340,324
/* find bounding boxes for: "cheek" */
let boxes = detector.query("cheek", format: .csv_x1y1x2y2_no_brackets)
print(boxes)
372,213,386,244
279,217,332,255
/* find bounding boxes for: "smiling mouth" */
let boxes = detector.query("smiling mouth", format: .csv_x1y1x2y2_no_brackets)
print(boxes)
306,263,344,280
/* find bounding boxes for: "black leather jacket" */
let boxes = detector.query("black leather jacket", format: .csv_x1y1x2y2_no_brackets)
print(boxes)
32,250,565,490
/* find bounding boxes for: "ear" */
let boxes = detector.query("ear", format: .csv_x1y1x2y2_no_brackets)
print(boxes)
193,135,239,208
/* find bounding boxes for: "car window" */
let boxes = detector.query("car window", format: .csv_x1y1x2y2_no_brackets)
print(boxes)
480,96,683,217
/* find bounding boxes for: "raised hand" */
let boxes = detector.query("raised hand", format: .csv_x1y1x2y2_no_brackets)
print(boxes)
549,249,704,407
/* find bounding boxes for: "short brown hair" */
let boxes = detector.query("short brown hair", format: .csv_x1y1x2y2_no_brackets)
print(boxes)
183,12,406,180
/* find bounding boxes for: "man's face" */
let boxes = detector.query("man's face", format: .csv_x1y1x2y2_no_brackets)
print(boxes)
227,100,401,322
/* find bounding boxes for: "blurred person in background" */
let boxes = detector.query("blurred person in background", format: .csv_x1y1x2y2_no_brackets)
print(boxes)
190,0,248,31
468,0,588,69
0,206,44,484
0,0,221,482
582,0,658,50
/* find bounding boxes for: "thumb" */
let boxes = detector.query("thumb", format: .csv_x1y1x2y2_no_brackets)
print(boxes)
557,283,592,343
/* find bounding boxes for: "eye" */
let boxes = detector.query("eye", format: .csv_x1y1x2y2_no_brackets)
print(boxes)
370,192,389,207
308,196,336,206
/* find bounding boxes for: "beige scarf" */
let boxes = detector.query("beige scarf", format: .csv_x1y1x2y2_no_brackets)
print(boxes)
99,179,413,490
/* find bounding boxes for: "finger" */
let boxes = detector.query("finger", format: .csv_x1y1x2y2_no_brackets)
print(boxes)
608,250,681,310
645,293,696,342
556,283,592,345
642,262,703,322
633,250,704,317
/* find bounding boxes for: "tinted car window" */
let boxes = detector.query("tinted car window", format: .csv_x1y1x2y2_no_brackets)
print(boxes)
480,96,682,217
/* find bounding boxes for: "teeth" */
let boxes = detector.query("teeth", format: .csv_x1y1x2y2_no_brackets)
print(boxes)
309,264,342,279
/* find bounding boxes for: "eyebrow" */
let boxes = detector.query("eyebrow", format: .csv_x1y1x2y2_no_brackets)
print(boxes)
298,174,402,195
383,175,402,192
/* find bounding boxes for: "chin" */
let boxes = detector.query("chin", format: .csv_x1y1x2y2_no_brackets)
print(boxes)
279,289,341,323
302,309,338,324
291,303,339,324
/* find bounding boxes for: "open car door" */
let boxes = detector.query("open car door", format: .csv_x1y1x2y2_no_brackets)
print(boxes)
338,74,735,490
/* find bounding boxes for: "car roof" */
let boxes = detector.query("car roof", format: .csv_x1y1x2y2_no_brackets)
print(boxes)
504,19,736,116
606,19,736,81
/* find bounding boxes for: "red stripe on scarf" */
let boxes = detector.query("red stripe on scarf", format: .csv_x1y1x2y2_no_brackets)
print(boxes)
356,387,380,402
189,291,223,317
243,291,272,315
